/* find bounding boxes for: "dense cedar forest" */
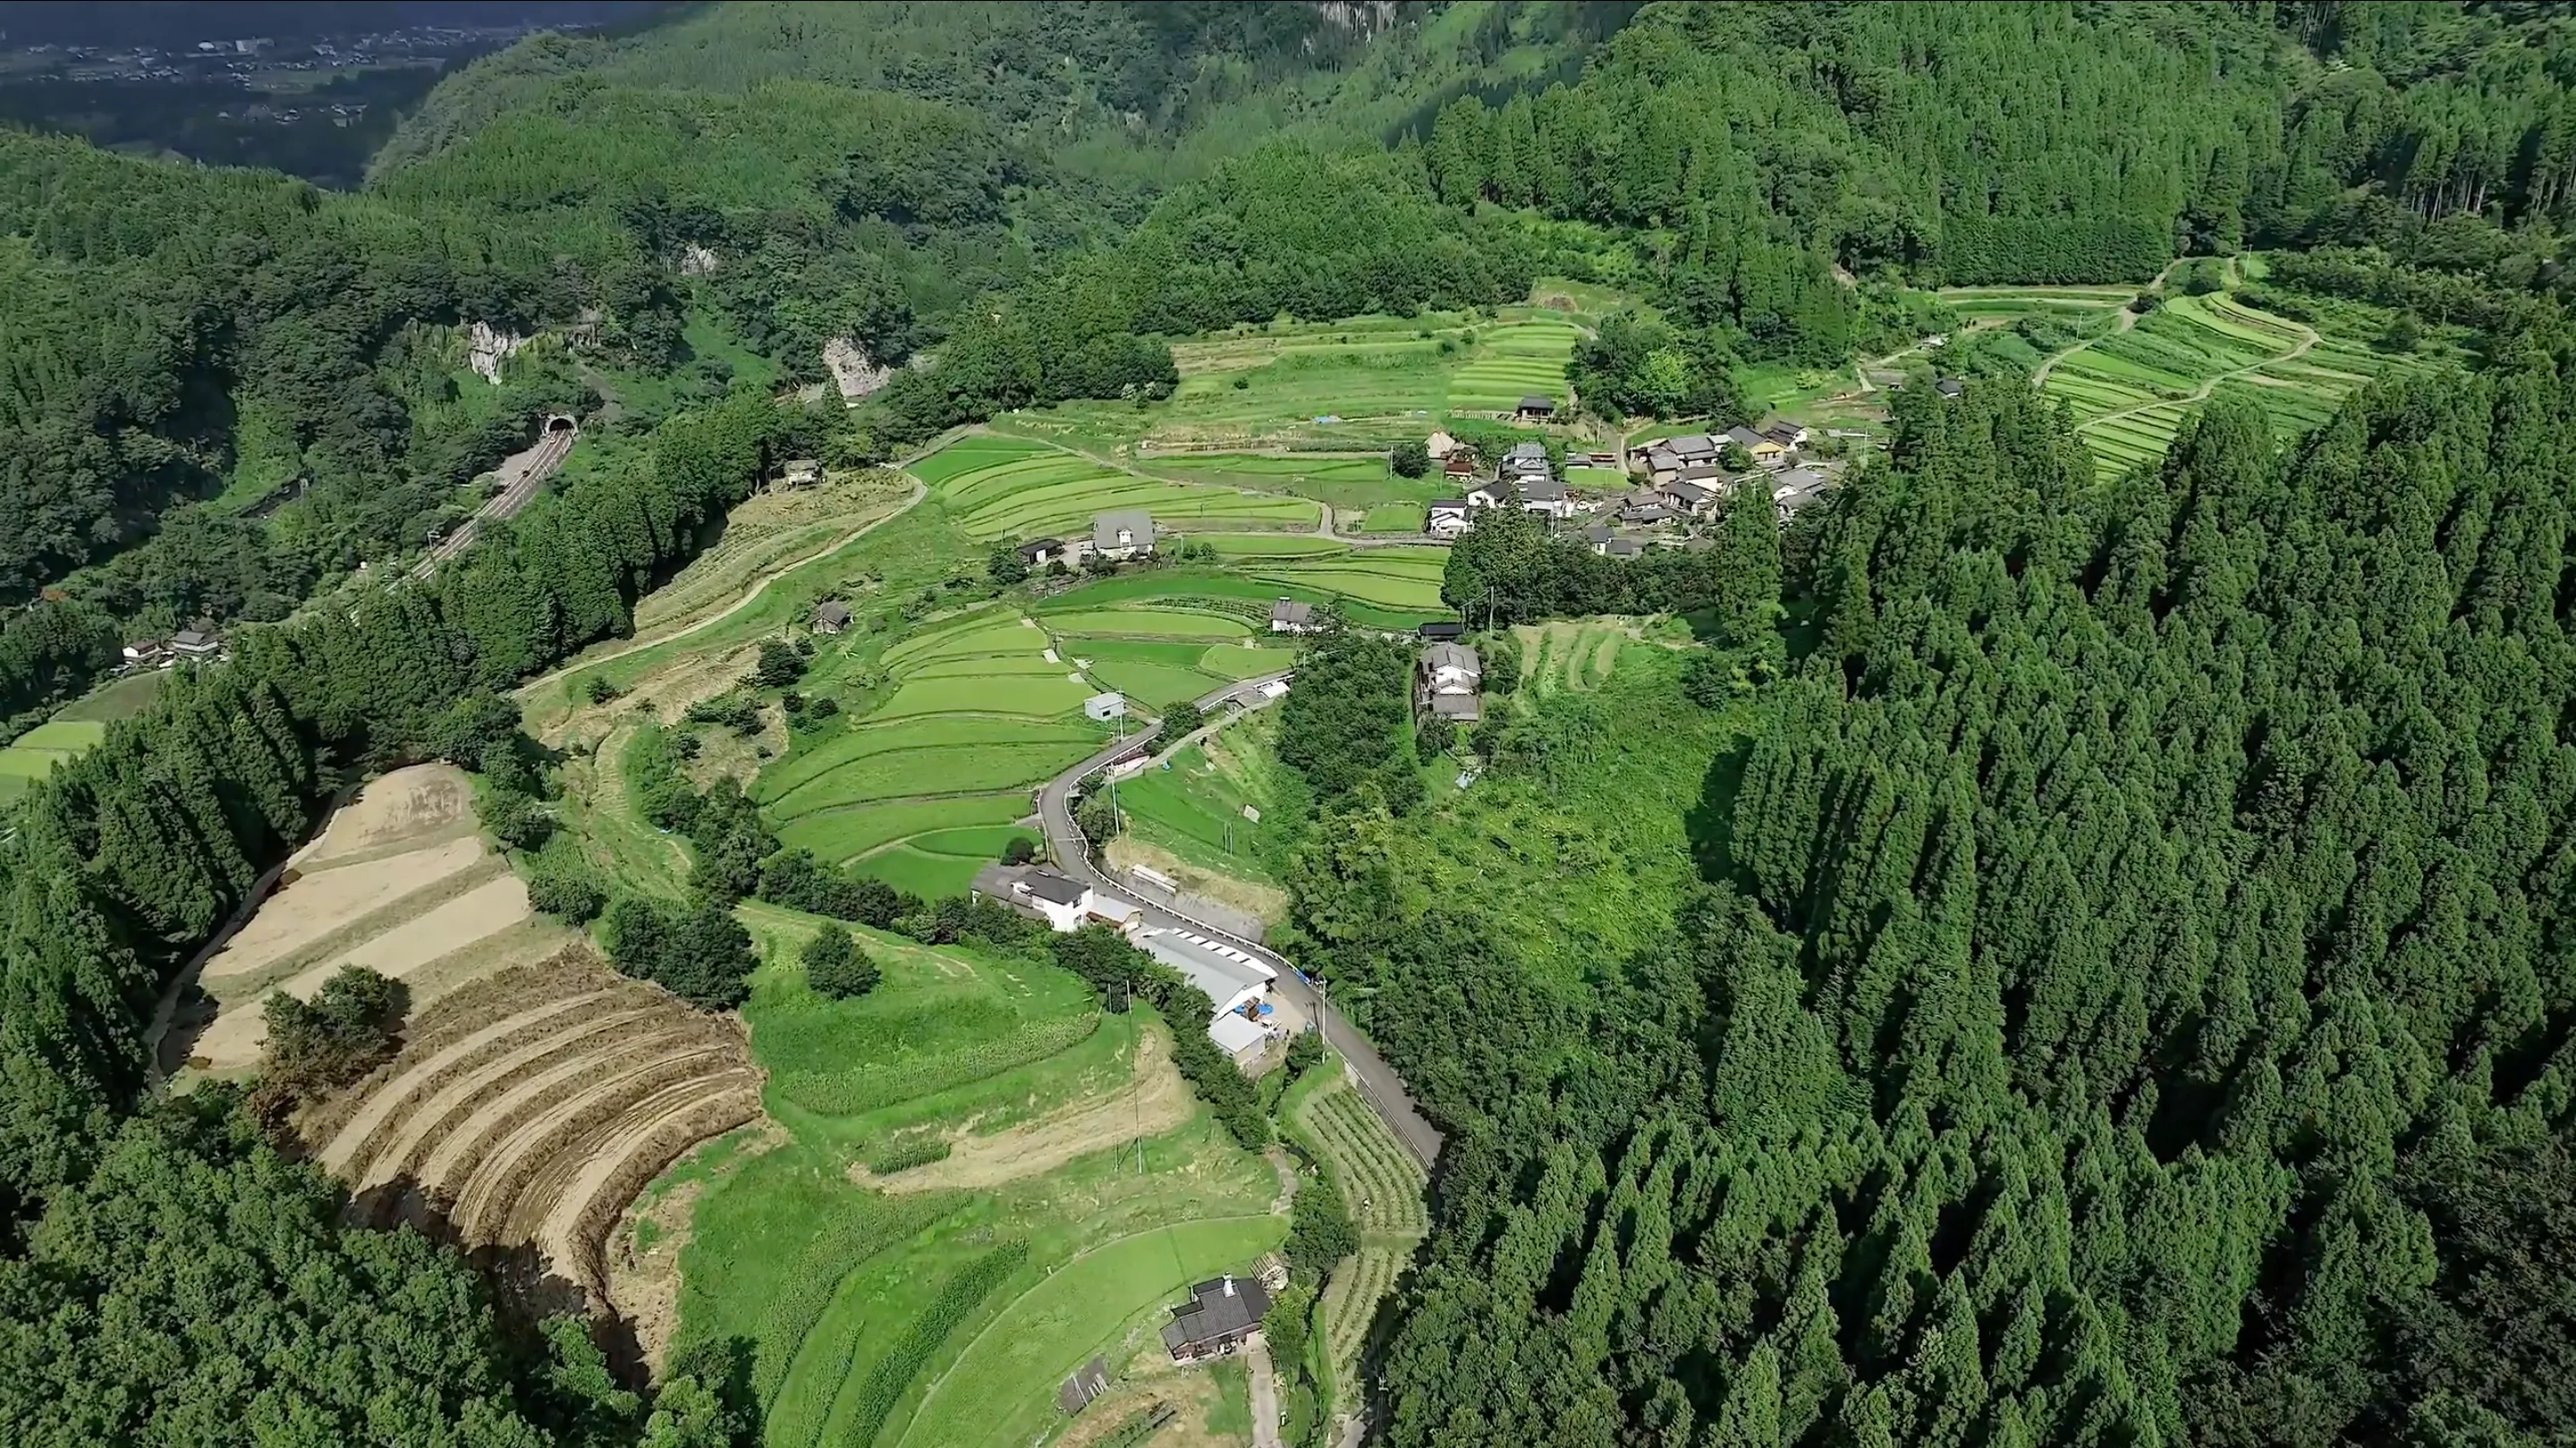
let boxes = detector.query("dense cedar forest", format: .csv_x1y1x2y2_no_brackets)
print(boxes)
7,2,2576,1444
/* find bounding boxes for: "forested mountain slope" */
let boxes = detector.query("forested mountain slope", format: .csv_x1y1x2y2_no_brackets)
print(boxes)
1349,346,2576,1445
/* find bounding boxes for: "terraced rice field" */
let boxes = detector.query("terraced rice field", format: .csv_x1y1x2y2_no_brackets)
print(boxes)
1514,620,1628,699
1936,284,2136,326
635,475,910,632
1294,1073,1429,1393
669,907,1284,1448
1443,315,1580,414
0,717,105,803
2037,289,2420,477
309,951,758,1308
757,610,1090,893
1247,546,1450,611
1038,603,1293,708
174,764,579,1076
924,437,1318,542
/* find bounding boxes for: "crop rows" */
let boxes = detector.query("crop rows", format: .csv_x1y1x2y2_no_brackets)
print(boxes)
746,1192,970,1406
311,959,757,1305
827,1242,1030,1448
1322,1248,1401,1386
1305,1087,1428,1236
768,1010,1100,1118
922,440,1321,541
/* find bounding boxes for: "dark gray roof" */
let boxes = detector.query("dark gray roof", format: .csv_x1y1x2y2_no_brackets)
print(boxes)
1517,478,1567,502
1270,598,1314,625
1429,692,1482,721
1775,468,1827,490
1164,1275,1273,1352
1423,640,1480,671
1516,395,1555,411
812,601,852,626
1668,480,1716,504
1678,462,1724,483
1017,537,1063,559
1504,441,1547,461
1935,377,1965,397
1093,510,1155,550
1665,433,1717,456
171,629,216,648
1606,538,1643,557
1724,425,1767,447
1646,447,1681,470
1418,622,1466,640
1584,523,1613,544
1026,871,1088,905
1427,498,1470,512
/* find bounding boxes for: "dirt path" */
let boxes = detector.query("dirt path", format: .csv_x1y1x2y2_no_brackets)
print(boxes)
849,1024,1191,1192
2074,266,2318,433
534,1079,758,1295
1248,1333,1284,1448
2029,257,2192,386
513,477,924,700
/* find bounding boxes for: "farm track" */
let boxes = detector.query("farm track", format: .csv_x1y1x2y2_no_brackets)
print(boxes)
318,988,615,1173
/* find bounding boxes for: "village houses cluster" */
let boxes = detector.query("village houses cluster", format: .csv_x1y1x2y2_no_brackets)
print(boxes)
1420,399,1870,553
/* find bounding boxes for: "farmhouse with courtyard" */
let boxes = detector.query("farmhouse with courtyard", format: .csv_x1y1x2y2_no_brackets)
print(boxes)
970,865,1140,932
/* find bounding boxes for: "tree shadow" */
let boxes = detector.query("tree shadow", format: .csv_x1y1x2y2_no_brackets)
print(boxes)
1683,733,1755,885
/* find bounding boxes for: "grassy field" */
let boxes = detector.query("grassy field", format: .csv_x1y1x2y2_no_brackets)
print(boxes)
668,902,1284,1448
52,669,165,724
1139,453,1444,524
1038,603,1290,708
900,1217,1286,1448
987,293,1593,456
1114,707,1303,889
922,437,1320,542
0,718,107,802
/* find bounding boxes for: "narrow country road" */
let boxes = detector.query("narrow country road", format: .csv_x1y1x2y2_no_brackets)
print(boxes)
1247,1332,1284,1448
1035,674,1446,1170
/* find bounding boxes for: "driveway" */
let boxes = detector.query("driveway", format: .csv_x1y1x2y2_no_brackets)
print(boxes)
1036,675,1445,1170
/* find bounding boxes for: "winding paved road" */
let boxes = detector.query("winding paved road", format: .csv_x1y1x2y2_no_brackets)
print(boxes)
1034,674,1446,1170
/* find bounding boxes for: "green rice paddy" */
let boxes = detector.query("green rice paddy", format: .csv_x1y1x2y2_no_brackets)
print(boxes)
2031,272,2438,476
928,445,1319,542
0,718,107,802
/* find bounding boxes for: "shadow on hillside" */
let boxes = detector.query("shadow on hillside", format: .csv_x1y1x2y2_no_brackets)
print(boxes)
1684,733,1755,884
349,1172,648,1388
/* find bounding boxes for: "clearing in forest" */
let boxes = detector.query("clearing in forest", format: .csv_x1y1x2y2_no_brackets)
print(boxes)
848,1020,1192,1193
2033,270,2439,476
0,717,106,804
173,764,579,1076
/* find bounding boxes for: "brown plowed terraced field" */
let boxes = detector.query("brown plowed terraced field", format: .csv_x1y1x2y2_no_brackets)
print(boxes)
311,951,761,1307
